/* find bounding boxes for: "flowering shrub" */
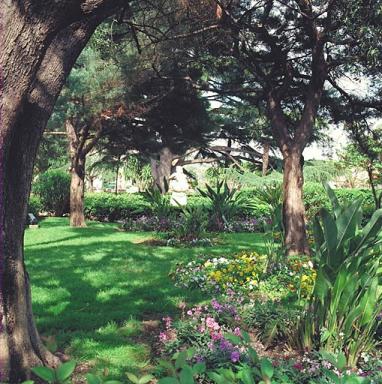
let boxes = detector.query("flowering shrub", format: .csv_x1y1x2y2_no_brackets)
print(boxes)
156,300,382,384
171,251,316,300
223,217,266,233
158,294,245,367
166,237,213,247
171,251,267,294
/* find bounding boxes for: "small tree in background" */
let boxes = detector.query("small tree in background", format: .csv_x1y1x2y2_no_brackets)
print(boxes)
340,125,382,209
51,45,124,226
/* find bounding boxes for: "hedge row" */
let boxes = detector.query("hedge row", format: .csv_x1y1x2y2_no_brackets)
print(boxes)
28,184,377,222
84,193,152,221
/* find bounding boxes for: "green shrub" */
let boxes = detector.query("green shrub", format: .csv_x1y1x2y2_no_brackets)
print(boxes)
186,194,211,210
34,169,70,216
303,182,330,218
242,301,300,347
27,195,43,217
169,205,209,241
84,193,151,222
198,181,246,230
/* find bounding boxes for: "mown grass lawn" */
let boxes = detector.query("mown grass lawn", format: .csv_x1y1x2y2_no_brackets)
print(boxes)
25,217,265,379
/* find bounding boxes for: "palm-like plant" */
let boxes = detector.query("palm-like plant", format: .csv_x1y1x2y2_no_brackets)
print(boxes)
198,180,244,230
298,184,382,366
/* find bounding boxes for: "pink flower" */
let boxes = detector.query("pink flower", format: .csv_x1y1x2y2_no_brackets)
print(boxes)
206,317,220,331
233,327,241,337
162,316,172,330
159,332,168,343
293,362,304,371
211,332,223,341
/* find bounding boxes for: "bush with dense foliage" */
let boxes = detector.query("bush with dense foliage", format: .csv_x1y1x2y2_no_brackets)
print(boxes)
34,169,70,216
27,195,43,217
84,193,152,221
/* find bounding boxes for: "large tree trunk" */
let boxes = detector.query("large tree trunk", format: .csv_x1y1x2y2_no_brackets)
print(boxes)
0,2,122,380
66,119,88,228
150,147,174,193
262,142,270,176
282,150,309,255
70,157,87,227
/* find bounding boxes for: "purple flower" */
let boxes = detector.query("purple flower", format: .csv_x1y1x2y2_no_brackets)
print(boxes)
211,299,223,312
219,338,233,351
230,351,240,363
195,355,205,363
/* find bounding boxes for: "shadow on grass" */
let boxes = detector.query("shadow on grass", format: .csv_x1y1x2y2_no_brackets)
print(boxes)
25,218,264,378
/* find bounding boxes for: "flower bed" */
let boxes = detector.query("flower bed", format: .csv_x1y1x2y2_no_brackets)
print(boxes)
171,251,316,300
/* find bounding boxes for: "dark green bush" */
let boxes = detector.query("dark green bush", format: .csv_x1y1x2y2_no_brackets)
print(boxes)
27,195,43,217
304,183,376,220
84,186,377,225
34,169,70,216
84,193,152,221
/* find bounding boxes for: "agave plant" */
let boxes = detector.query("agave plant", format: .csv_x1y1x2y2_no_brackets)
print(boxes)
298,184,382,367
197,180,244,230
144,185,173,222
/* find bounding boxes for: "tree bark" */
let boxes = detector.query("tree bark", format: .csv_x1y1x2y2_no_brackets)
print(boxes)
282,150,309,255
0,1,123,380
262,142,270,176
150,147,174,193
66,119,88,227
367,165,380,210
115,159,120,195
70,157,87,227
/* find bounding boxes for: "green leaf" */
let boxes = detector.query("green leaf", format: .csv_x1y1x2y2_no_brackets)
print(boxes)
192,362,206,375
158,378,179,384
260,359,274,379
313,215,324,249
179,365,194,384
159,360,176,376
207,372,226,384
104,381,123,384
336,352,347,371
175,351,187,369
31,366,55,383
241,330,251,343
224,333,242,345
355,209,382,254
126,372,139,384
86,374,102,384
324,183,340,215
320,208,338,267
359,278,378,326
237,366,255,384
56,361,76,382
138,375,154,384
336,199,362,254
21,381,35,384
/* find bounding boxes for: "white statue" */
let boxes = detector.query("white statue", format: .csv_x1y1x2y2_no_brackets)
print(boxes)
169,166,189,206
